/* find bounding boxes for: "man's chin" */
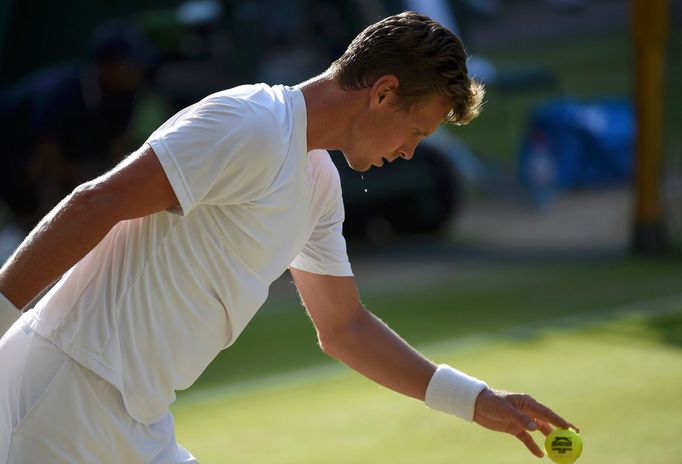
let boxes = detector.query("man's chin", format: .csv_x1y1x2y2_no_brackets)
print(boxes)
342,152,371,172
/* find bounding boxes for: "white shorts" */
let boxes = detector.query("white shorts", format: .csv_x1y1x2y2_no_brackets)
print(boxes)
0,319,198,463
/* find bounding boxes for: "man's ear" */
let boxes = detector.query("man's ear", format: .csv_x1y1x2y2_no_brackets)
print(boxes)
369,75,400,109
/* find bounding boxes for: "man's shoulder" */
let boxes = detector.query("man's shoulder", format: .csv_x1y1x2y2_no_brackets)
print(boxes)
197,83,298,137
201,83,286,110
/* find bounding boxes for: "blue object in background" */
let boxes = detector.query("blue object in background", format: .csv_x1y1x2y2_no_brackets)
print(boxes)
519,99,635,199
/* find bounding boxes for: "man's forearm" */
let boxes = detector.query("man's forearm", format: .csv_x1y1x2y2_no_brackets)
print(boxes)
0,184,121,309
323,307,437,401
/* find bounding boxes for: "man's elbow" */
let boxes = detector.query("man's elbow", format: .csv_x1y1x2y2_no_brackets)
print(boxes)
316,307,366,360
318,331,343,359
69,181,126,225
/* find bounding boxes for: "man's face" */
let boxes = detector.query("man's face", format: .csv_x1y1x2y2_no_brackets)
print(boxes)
342,89,452,172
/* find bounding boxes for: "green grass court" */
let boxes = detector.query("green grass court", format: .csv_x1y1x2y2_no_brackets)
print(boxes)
172,257,682,463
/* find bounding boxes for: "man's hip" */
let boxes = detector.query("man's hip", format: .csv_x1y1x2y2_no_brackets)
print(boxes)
0,319,197,463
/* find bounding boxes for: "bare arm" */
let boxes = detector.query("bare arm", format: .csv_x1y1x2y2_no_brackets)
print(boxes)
0,145,178,310
290,268,436,400
290,267,578,458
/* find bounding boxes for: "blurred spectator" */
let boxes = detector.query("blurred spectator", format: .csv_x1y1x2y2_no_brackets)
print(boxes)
0,21,154,232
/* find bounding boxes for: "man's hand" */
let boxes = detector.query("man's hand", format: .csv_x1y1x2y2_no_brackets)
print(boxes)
474,388,579,458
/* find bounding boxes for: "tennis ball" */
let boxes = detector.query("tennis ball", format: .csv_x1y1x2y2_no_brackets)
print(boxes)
545,428,583,464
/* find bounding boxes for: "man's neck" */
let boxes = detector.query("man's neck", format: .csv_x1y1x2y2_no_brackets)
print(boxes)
299,72,366,152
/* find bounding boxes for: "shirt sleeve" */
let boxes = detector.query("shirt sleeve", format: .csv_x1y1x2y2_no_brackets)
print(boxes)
146,92,280,215
290,154,353,276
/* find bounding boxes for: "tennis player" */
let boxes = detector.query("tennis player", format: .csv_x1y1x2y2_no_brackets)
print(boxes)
0,12,576,463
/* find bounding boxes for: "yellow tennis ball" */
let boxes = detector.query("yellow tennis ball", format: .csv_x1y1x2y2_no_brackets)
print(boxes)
545,428,583,464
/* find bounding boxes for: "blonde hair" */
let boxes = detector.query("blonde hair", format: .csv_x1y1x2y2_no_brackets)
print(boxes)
329,11,484,125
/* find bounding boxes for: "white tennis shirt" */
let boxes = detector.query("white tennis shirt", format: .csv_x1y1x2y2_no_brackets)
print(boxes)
26,84,353,424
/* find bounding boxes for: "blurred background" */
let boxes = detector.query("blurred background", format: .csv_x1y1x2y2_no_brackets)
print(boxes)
1,0,681,463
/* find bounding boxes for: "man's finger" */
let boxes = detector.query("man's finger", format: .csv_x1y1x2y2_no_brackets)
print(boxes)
506,401,537,432
536,419,553,436
514,430,544,458
516,395,579,432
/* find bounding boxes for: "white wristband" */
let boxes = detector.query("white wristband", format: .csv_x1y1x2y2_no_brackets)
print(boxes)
425,364,488,422
0,291,22,337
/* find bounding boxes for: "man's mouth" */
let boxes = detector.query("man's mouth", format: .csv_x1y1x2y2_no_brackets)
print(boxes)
374,156,389,168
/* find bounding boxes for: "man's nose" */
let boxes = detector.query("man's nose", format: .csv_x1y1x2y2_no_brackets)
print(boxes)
399,143,417,160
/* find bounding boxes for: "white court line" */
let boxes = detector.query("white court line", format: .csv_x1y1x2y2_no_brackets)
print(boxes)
173,293,682,410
